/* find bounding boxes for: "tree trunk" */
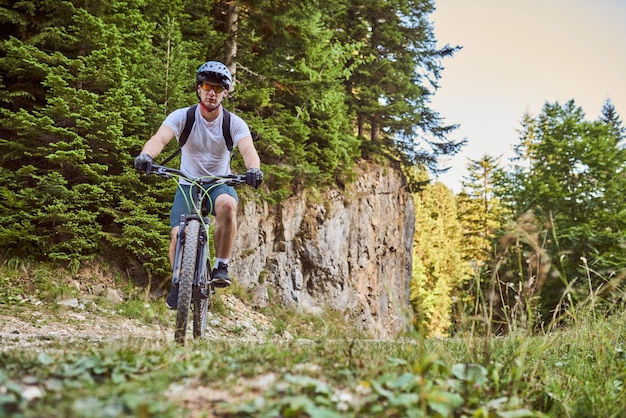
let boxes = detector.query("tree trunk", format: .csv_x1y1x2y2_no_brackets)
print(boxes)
371,118,380,142
357,114,364,138
224,1,238,87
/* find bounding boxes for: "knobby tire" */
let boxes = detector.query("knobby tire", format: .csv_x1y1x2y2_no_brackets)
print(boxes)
192,267,210,339
175,219,201,345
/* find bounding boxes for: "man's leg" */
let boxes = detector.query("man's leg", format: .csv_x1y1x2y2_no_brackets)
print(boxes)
169,226,179,266
165,226,180,309
166,186,188,309
211,193,238,287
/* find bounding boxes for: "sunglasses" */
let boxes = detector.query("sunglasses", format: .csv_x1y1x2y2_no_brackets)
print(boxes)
200,83,225,93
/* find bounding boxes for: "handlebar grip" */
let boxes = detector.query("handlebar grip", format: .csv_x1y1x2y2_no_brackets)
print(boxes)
223,175,247,186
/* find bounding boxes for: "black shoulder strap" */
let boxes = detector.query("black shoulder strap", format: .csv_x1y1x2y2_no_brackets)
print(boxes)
222,108,233,152
161,104,197,165
179,104,197,148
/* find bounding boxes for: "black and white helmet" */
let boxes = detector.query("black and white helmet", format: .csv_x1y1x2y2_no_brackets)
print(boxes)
196,61,232,89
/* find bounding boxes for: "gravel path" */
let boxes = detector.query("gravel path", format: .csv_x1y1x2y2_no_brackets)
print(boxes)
0,294,274,351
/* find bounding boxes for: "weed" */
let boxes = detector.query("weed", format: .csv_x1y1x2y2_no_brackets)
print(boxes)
209,293,227,315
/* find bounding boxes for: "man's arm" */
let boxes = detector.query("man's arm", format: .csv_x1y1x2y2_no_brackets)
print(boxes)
237,135,261,169
141,125,176,158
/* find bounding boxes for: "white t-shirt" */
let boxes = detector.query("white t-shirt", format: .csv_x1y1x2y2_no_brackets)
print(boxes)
163,105,251,184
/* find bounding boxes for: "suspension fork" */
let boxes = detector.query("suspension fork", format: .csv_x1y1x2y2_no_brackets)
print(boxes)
174,214,210,288
171,215,189,285
194,216,211,287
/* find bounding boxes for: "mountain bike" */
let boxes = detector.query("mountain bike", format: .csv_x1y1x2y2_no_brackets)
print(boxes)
144,164,247,345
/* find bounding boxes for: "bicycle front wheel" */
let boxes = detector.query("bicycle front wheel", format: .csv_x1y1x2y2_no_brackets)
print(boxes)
174,219,201,345
192,268,211,339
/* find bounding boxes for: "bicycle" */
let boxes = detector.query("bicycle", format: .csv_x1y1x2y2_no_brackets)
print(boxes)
142,163,247,345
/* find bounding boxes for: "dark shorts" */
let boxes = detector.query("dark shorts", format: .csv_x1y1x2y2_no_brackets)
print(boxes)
170,183,238,229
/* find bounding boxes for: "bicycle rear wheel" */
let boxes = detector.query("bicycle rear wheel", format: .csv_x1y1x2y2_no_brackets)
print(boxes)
174,219,201,345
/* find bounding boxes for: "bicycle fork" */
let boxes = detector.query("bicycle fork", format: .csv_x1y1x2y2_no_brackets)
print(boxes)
171,214,212,300
194,216,212,300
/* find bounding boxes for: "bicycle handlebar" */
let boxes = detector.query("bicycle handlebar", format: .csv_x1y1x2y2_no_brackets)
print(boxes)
145,164,247,187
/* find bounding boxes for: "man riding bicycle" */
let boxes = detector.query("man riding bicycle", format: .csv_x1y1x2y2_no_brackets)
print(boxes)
134,60,263,309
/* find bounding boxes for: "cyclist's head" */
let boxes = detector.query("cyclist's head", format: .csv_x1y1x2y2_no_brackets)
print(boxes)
196,61,232,90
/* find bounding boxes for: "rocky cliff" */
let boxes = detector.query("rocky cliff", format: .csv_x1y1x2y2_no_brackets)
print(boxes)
231,160,415,339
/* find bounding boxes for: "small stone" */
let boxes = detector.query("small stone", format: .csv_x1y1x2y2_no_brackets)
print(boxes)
58,298,79,308
105,288,124,303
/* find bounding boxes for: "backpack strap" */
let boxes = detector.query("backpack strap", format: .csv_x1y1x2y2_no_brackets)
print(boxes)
222,108,233,152
179,104,197,148
161,104,197,165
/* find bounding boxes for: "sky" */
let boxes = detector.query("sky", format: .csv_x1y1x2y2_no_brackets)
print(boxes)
430,0,626,193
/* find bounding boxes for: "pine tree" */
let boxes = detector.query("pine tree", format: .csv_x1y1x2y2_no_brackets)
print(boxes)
506,99,626,321
0,0,471,284
454,155,512,331
329,0,464,170
411,179,470,336
222,0,361,188
0,0,168,273
457,155,509,268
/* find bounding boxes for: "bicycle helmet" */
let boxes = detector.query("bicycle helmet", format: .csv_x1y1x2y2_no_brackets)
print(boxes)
196,61,232,89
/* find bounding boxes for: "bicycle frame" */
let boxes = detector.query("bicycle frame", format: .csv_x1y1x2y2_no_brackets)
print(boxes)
144,164,246,344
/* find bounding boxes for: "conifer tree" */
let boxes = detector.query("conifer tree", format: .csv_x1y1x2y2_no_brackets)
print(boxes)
221,0,361,188
411,179,470,336
506,99,626,320
454,155,511,330
329,0,464,170
457,155,509,268
0,0,166,272
0,0,470,283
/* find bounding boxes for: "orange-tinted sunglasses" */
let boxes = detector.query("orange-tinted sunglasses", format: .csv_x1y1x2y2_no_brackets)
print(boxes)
200,83,225,93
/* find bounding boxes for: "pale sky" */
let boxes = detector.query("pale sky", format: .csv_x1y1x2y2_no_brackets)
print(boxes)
430,0,626,193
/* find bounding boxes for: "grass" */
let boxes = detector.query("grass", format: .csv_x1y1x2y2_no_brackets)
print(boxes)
2,307,625,417
1,262,626,417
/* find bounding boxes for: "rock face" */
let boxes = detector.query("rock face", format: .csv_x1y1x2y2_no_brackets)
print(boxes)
231,160,415,339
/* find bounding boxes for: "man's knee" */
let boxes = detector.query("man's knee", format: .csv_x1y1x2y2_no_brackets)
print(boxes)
215,195,237,219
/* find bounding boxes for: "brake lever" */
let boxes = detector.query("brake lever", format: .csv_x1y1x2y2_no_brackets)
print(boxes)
152,165,172,179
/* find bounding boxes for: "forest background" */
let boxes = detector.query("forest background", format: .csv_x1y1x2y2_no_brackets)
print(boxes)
1,0,625,337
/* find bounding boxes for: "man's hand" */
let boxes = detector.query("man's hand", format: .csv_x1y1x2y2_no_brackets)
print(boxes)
134,153,153,173
245,167,264,189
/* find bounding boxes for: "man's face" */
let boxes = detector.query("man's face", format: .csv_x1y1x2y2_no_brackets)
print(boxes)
198,82,227,109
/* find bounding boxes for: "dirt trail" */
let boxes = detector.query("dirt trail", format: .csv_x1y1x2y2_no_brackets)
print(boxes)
0,296,282,417
0,294,274,351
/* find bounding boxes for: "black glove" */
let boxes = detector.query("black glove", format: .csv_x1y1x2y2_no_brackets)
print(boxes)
245,167,263,189
134,153,153,173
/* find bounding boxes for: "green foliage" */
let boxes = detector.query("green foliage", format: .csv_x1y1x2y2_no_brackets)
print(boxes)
0,261,78,305
328,0,464,170
6,303,626,417
457,155,510,269
460,99,626,332
1,260,625,417
411,180,471,337
502,99,626,322
0,0,461,280
231,1,363,188
0,0,162,273
455,155,514,331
